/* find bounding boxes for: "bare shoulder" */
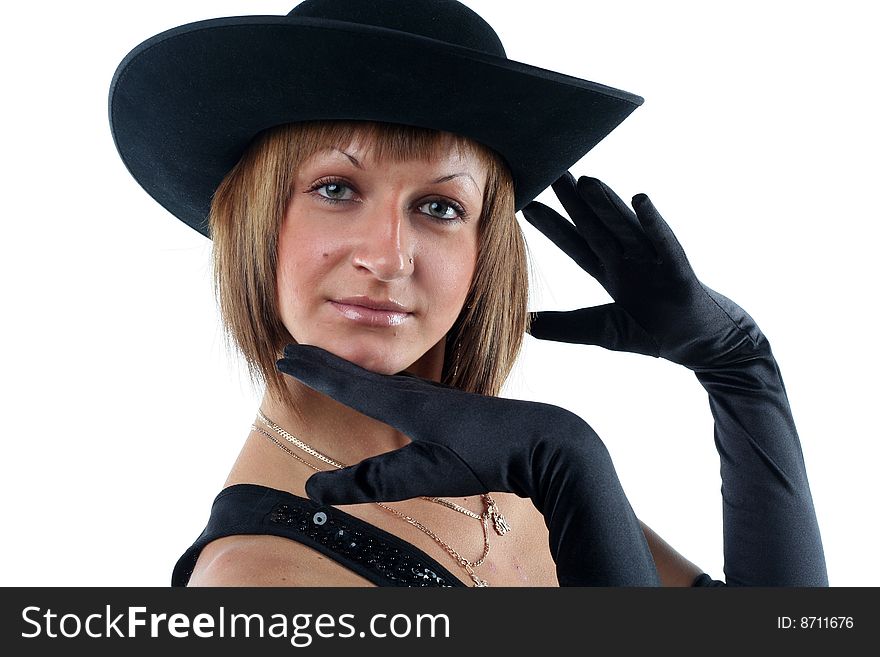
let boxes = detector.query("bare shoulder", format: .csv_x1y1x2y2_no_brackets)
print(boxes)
187,535,376,587
193,438,380,586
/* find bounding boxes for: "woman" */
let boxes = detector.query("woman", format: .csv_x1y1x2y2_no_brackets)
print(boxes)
109,0,828,587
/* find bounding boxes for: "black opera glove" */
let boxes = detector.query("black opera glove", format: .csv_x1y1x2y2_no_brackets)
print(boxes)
524,174,828,585
521,173,767,369
277,343,661,587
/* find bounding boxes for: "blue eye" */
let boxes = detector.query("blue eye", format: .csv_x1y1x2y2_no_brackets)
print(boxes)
314,180,354,202
419,200,465,221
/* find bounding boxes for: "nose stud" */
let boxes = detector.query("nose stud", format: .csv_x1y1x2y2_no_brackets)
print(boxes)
409,257,414,264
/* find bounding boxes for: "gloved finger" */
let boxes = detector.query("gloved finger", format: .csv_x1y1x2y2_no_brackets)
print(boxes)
521,200,603,277
304,442,489,505
276,343,451,440
550,172,622,260
575,177,659,263
630,193,695,280
529,305,661,357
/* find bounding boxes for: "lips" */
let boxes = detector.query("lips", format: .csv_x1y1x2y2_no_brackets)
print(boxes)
333,296,411,313
329,296,413,327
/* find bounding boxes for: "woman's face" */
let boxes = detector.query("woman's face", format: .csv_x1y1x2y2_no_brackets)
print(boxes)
276,138,486,377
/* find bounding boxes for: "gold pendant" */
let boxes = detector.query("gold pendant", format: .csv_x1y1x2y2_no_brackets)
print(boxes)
466,564,490,587
489,502,511,536
470,573,490,587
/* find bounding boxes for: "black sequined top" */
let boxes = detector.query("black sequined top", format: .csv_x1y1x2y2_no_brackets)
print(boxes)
172,483,725,587
171,483,467,587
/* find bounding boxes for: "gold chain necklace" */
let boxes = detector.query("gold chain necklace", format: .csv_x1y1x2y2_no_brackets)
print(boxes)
256,410,511,528
253,412,511,587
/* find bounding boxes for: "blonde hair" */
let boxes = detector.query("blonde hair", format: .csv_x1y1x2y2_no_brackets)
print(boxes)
209,120,529,405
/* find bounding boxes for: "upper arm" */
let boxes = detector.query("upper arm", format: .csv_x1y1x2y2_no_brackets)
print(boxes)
638,519,705,587
186,535,374,587
187,537,301,586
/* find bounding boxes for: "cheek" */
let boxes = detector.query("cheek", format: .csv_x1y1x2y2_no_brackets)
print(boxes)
423,234,478,312
275,222,333,316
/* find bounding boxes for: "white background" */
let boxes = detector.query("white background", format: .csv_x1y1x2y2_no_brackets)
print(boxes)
1,1,876,587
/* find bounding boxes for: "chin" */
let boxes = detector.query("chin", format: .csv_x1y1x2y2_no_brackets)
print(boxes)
308,339,411,375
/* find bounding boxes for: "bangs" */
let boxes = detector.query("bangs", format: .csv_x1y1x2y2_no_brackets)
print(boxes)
273,120,506,190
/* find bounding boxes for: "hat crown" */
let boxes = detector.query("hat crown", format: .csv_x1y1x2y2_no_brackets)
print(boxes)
288,0,506,56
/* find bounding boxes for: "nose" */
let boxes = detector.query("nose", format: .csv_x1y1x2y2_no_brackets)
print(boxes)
350,199,414,281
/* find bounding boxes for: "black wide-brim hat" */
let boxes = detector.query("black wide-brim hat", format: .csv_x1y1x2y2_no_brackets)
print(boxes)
109,0,643,238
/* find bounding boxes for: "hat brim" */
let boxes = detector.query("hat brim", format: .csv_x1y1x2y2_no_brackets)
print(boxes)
109,15,643,237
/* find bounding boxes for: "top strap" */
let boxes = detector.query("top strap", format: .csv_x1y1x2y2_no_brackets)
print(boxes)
171,483,466,587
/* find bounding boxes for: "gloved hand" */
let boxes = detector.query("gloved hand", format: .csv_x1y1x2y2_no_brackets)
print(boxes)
521,172,767,369
277,343,661,587
523,174,828,586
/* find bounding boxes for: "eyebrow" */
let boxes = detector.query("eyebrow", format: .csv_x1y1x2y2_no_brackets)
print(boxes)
329,148,480,191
